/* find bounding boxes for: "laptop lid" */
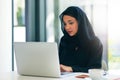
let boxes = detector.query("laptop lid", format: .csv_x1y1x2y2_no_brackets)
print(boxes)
14,42,61,77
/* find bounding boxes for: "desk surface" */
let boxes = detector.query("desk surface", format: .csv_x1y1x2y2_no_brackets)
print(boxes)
1,70,120,80
0,71,91,80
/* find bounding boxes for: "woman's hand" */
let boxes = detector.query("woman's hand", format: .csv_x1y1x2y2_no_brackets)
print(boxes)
60,64,73,72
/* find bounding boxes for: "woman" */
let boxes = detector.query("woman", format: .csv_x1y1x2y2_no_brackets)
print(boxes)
59,6,103,72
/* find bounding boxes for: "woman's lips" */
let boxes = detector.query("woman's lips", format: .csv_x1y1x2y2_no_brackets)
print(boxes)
67,31,72,34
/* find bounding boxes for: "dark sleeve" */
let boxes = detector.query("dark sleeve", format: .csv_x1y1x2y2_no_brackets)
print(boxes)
58,37,65,64
72,37,103,72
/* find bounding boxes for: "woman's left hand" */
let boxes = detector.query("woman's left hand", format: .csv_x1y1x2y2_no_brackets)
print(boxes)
60,64,73,72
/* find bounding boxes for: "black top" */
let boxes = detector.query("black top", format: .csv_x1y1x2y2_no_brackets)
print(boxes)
59,6,103,72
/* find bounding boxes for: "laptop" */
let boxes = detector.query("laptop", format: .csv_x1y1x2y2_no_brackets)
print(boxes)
14,42,73,78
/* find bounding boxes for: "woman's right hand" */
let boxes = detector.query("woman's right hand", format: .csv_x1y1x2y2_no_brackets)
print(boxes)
60,64,73,72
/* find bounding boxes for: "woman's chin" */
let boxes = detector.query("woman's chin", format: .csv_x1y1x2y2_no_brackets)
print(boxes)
69,34,74,36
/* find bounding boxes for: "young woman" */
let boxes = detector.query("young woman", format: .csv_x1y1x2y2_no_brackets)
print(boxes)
59,6,103,72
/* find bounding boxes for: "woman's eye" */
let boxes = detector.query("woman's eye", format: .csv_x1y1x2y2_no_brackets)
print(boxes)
69,22,73,24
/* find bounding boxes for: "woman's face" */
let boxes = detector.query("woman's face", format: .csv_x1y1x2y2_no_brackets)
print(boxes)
63,15,78,36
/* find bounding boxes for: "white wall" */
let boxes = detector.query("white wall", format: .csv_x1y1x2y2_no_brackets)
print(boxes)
0,0,12,72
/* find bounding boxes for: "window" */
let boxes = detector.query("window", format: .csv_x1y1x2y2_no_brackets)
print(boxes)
14,0,25,42
108,0,120,69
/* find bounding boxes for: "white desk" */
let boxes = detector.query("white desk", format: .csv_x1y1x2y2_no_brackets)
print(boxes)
1,70,120,80
106,70,120,80
0,71,91,80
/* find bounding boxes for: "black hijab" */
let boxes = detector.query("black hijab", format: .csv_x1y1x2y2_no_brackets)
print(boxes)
59,6,95,47
59,6,103,72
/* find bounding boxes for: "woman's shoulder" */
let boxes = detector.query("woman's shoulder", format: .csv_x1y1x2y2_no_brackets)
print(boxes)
60,36,65,42
59,36,66,44
60,36,68,43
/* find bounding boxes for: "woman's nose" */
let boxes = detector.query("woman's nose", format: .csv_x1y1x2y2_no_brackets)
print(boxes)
65,25,70,30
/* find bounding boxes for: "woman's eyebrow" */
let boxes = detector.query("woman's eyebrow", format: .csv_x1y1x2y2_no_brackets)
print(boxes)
67,20,73,22
63,20,72,23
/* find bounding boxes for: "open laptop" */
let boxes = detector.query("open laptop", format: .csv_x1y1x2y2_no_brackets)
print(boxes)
14,42,74,78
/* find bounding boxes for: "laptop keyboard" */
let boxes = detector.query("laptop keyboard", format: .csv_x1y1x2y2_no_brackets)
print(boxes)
61,72,72,75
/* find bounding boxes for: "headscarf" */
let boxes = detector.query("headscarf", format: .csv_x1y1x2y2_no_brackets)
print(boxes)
59,6,96,46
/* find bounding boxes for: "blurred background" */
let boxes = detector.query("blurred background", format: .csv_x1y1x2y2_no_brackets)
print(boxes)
11,0,120,71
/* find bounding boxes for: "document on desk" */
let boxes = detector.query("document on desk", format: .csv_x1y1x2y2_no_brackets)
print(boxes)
61,72,78,77
61,72,91,79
